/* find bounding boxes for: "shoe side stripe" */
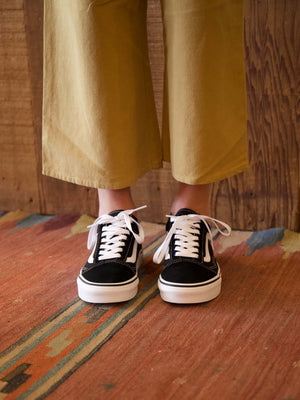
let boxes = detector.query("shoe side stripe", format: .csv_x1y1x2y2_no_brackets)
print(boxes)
159,274,221,288
203,235,211,262
78,274,138,287
126,239,138,263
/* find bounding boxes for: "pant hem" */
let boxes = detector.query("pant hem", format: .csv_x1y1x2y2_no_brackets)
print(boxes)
171,162,249,185
42,160,163,190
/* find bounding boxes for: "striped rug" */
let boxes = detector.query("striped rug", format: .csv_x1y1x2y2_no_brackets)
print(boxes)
0,211,299,399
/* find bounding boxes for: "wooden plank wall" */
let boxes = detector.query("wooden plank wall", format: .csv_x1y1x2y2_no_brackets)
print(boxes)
211,0,300,231
0,0,40,211
0,0,299,231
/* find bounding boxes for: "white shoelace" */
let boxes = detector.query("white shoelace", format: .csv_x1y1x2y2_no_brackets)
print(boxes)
152,214,231,264
87,206,146,261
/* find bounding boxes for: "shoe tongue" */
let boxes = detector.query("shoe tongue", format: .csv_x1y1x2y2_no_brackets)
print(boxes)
108,209,138,221
108,209,124,217
175,208,197,217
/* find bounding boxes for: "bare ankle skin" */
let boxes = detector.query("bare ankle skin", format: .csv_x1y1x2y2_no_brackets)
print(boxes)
98,187,135,216
98,182,210,218
171,182,211,216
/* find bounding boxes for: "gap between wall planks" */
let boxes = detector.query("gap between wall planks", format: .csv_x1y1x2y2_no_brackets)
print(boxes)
0,0,299,230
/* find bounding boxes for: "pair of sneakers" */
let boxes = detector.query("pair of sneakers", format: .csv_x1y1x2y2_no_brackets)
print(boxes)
77,206,231,304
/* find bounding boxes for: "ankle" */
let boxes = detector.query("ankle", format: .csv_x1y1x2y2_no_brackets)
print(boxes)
98,187,135,216
171,183,211,215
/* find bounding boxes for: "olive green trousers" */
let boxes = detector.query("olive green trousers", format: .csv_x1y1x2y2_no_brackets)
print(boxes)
42,0,248,189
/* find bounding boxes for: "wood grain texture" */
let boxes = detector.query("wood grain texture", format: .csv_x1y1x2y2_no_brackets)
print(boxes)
210,0,300,230
0,0,23,10
0,6,40,212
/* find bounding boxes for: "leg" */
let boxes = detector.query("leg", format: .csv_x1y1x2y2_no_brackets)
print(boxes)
171,183,210,216
43,0,162,190
43,0,160,303
98,187,135,216
160,0,248,184
97,181,210,218
153,0,246,304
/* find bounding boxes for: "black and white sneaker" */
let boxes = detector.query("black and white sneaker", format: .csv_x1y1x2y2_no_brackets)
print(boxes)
77,206,146,303
153,208,231,304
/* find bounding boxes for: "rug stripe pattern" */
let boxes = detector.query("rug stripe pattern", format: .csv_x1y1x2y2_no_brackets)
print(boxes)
20,279,159,400
1,212,299,400
0,214,164,399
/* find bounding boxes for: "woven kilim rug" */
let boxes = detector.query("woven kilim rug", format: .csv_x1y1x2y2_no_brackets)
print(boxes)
0,211,299,400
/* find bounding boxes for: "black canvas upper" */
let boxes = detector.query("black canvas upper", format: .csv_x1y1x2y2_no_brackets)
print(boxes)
160,208,219,285
80,210,141,285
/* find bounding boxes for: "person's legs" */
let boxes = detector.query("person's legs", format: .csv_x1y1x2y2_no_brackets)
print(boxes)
97,188,135,216
171,183,210,216
43,0,247,305
43,0,161,303
160,0,248,184
43,0,162,190
152,0,247,304
97,182,210,217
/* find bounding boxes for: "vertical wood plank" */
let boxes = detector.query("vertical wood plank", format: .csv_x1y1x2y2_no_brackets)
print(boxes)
0,3,40,212
210,0,300,231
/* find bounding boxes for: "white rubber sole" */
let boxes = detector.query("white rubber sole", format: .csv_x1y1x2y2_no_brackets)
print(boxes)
158,275,221,304
77,250,142,303
77,276,139,303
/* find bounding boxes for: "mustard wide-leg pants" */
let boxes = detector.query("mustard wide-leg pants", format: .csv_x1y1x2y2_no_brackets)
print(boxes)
42,0,249,189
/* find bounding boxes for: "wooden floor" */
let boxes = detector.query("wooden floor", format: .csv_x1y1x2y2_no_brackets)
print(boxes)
0,212,299,399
